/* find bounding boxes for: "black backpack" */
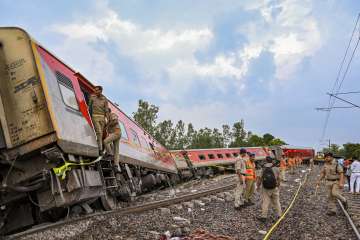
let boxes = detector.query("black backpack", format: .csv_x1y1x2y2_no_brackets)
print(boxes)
262,167,277,189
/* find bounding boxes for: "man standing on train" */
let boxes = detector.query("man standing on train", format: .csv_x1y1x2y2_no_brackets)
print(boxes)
89,86,109,155
316,152,348,216
234,148,248,210
244,153,256,206
104,112,122,171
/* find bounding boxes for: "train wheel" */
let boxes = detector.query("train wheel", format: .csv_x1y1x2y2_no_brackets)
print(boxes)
101,192,117,211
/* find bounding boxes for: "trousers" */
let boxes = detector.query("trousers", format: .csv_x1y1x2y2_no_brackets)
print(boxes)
92,115,106,151
104,133,121,165
234,181,245,207
326,181,346,212
350,173,360,193
261,187,282,218
280,169,286,181
244,180,255,203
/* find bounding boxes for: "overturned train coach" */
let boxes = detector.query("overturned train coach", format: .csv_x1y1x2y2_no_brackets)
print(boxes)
0,27,178,234
170,147,270,178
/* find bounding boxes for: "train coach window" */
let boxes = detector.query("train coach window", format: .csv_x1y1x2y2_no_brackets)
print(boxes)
217,154,223,158
129,128,141,147
208,154,215,159
56,71,79,111
233,153,239,157
140,137,150,149
118,121,128,140
199,154,206,160
225,153,231,158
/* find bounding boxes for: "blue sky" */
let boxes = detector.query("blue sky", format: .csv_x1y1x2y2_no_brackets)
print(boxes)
1,0,360,150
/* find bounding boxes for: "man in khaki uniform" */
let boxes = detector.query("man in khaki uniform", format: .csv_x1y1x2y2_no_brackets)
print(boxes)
104,112,122,171
244,153,256,206
317,152,347,215
257,156,282,222
234,148,248,210
89,86,108,154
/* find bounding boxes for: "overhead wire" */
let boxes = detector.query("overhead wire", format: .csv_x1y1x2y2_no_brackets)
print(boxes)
319,13,360,143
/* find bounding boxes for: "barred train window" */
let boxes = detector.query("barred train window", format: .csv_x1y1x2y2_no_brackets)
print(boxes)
129,128,141,147
55,71,79,111
118,121,128,140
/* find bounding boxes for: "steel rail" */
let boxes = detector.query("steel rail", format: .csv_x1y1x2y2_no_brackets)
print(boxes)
338,199,360,240
4,183,236,240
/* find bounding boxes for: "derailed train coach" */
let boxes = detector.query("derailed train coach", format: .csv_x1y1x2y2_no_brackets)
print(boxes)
0,27,178,234
170,147,270,177
269,145,315,164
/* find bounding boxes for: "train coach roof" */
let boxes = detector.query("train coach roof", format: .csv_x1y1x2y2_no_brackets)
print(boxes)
279,145,314,150
7,26,168,150
170,147,266,152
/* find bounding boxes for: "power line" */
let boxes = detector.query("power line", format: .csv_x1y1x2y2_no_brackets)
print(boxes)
320,13,360,142
333,90,360,95
316,106,357,111
327,93,360,109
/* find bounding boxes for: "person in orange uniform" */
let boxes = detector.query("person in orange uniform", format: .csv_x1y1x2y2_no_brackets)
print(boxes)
288,156,295,174
279,154,287,182
244,153,257,206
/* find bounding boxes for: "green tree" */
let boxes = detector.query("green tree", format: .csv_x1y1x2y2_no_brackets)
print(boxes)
133,100,159,136
154,120,173,147
247,134,264,147
263,133,275,145
222,124,232,147
269,138,286,146
229,120,247,147
173,120,186,150
212,128,224,148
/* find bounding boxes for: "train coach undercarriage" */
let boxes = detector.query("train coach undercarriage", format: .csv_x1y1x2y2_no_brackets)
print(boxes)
0,145,177,235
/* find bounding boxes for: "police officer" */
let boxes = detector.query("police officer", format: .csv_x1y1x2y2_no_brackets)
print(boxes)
257,156,282,222
316,152,347,216
104,112,122,171
244,153,256,206
89,86,108,154
234,148,247,210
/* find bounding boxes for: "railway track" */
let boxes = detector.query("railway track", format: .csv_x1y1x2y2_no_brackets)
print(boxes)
339,193,360,240
4,182,236,240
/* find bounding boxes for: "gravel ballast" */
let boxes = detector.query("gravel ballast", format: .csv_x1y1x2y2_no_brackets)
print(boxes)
18,166,356,240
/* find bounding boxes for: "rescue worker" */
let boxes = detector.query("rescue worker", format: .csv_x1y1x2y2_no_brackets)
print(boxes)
288,156,295,175
316,152,347,216
89,86,109,154
234,148,247,210
257,156,282,222
310,158,315,170
244,153,256,206
279,155,287,182
104,112,122,171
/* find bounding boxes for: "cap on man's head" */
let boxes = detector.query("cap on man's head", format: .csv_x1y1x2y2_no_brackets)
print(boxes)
240,148,247,154
249,153,256,157
324,152,333,158
95,86,103,91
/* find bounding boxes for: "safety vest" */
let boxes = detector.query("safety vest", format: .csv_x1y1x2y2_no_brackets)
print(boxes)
245,160,256,180
280,159,287,170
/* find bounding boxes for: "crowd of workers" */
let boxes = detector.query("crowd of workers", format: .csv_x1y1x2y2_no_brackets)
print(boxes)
233,149,357,222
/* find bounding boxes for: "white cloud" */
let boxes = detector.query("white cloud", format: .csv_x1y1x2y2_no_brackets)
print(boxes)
51,0,322,101
238,0,322,82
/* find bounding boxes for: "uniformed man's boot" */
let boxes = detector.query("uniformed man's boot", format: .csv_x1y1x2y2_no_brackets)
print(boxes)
343,200,348,210
326,211,336,216
256,217,267,223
